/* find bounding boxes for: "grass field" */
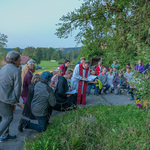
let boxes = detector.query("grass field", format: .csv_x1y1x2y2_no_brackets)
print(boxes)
24,104,150,150
39,61,58,67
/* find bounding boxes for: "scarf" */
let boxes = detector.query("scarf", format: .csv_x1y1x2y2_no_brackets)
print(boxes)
77,63,89,105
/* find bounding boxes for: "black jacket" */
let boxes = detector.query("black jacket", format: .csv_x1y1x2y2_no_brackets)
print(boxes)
55,76,68,104
22,84,36,119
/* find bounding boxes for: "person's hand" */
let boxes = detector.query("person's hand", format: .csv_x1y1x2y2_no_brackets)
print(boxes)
67,94,71,97
94,81,98,84
82,77,87,80
117,84,120,88
12,105,16,111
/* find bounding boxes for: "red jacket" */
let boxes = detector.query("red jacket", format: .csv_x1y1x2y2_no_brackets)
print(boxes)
96,65,103,75
59,64,67,76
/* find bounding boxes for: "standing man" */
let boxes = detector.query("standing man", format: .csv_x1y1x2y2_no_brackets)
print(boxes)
76,57,86,66
59,59,70,76
71,61,90,105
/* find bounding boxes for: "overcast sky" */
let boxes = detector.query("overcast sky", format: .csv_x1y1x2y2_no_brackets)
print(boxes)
0,0,83,49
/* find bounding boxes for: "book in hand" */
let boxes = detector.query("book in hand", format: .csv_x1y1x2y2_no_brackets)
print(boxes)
66,90,77,94
81,75,97,81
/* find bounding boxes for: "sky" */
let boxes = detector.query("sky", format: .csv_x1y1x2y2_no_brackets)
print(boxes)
0,0,84,49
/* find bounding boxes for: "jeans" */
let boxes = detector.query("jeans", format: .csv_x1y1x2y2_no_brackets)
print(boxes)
114,86,123,95
0,101,13,136
87,84,99,94
103,84,110,92
25,116,49,132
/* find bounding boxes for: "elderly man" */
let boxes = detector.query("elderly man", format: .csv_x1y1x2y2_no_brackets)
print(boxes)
71,61,90,105
21,59,36,84
54,69,77,111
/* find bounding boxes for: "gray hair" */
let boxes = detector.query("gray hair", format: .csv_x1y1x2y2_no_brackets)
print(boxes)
6,51,20,64
83,61,90,65
55,69,62,74
80,57,86,61
31,74,41,85
27,59,36,65
65,69,73,75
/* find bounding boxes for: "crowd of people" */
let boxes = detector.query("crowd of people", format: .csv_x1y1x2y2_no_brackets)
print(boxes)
0,51,149,142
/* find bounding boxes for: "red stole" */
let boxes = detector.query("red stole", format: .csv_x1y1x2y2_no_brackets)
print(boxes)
77,63,89,105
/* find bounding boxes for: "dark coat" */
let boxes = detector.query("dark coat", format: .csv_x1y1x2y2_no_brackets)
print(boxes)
21,70,33,98
113,75,127,89
144,63,150,71
22,84,35,119
55,76,68,103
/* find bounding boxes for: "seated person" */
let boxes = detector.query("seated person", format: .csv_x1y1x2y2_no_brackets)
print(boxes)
134,59,144,73
54,69,77,111
87,69,101,96
50,69,62,91
113,67,118,78
111,61,119,70
107,67,114,92
18,71,56,133
98,67,110,94
124,67,134,100
143,61,150,74
113,71,127,95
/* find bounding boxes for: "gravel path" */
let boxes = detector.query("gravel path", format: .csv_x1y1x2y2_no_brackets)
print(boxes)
0,90,136,150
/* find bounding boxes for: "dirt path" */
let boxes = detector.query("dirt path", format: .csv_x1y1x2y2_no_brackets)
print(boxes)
0,91,136,150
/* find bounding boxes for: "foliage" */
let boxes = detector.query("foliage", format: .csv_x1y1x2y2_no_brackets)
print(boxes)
56,0,150,67
0,33,7,52
25,104,150,150
12,47,22,54
34,68,56,74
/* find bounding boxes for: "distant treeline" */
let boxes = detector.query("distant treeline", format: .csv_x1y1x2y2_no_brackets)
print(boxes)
22,47,80,64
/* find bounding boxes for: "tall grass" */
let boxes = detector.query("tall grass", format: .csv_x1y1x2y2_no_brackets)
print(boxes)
24,105,150,150
38,61,58,67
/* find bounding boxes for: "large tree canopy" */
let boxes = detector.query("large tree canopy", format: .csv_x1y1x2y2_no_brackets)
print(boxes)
56,0,150,67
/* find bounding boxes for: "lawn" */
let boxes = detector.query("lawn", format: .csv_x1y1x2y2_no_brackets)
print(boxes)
38,61,58,67
24,105,150,150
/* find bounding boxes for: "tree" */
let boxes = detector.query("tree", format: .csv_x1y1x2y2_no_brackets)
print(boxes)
35,48,42,65
56,0,150,67
12,47,22,54
0,33,7,53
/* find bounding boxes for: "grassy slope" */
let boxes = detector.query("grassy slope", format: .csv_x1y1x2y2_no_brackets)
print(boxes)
24,105,150,150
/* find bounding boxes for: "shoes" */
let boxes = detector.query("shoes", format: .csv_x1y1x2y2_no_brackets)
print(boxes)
0,134,16,142
18,118,26,132
98,90,101,94
130,97,134,100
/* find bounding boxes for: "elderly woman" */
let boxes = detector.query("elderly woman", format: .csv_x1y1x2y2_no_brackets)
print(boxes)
0,51,21,142
21,63,36,103
134,59,144,73
111,61,119,70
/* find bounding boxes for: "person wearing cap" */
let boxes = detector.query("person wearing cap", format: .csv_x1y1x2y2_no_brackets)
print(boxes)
18,71,56,133
21,59,36,84
76,57,86,66
71,61,90,105
113,71,127,95
0,51,21,142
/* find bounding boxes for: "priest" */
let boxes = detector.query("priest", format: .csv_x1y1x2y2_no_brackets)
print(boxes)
71,61,90,105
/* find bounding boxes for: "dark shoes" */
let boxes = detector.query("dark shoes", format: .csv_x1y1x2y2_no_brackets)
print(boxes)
0,134,16,142
103,91,107,94
18,118,26,132
0,116,2,123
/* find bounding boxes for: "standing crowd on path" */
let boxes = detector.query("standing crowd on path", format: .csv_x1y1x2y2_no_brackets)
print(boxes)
0,51,150,142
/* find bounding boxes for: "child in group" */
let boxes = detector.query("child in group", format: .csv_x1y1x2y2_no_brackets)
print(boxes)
113,71,127,95
107,67,114,92
50,69,62,91
98,67,110,94
87,69,100,96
